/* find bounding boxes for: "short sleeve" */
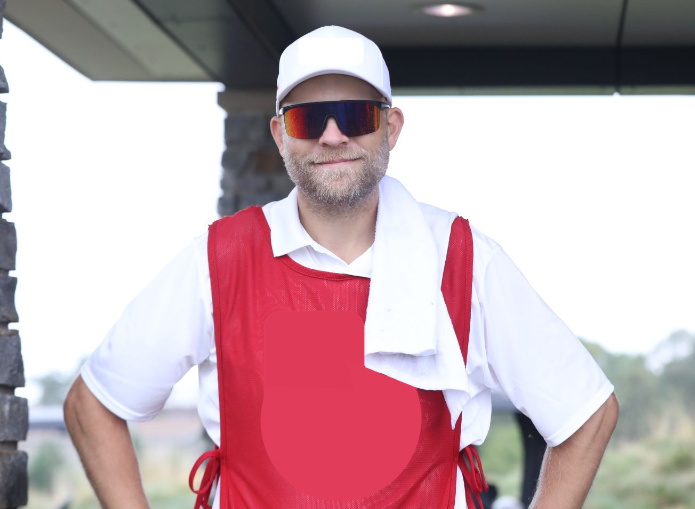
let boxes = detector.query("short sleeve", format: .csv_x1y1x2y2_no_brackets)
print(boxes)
479,246,614,447
80,233,213,421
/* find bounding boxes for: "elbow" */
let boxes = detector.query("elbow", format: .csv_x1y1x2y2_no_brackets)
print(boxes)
578,392,620,447
605,392,620,435
63,375,91,438
591,392,619,446
63,376,81,434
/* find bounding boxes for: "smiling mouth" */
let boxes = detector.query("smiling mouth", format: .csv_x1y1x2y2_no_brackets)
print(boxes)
316,158,359,165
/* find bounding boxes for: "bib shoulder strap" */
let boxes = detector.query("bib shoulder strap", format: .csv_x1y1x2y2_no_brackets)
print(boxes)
441,218,489,508
440,216,474,366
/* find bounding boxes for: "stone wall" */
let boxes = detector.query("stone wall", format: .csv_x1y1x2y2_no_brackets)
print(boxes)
217,90,293,216
0,1,28,507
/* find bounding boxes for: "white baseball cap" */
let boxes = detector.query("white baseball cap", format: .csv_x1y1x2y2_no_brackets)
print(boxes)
275,26,392,115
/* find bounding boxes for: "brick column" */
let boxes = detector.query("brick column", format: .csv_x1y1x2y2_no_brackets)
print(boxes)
217,90,293,216
0,2,28,507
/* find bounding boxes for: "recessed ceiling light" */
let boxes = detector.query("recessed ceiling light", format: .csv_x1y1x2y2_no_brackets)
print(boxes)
419,3,479,17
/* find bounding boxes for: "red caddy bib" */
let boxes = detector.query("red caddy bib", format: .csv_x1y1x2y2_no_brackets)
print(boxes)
190,207,486,509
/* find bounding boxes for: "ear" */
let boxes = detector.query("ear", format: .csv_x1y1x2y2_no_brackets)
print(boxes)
270,115,285,154
385,107,404,150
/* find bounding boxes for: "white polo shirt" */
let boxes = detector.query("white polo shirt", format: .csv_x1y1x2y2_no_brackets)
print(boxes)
81,184,614,509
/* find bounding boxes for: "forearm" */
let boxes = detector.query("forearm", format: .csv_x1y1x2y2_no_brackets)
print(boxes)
530,393,619,509
64,375,150,509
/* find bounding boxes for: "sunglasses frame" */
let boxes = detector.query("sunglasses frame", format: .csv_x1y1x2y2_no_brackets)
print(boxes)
279,100,390,139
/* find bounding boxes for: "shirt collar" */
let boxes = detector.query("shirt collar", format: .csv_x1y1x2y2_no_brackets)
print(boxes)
268,187,317,258
267,186,375,277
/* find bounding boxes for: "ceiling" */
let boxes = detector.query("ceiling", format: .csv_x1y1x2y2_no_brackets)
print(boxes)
6,0,695,95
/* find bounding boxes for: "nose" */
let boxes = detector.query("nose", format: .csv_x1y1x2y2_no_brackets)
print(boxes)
318,116,349,147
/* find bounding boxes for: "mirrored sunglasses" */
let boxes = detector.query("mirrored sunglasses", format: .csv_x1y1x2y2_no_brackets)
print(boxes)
280,100,390,140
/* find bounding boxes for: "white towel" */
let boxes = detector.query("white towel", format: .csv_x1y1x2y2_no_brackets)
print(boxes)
364,176,471,429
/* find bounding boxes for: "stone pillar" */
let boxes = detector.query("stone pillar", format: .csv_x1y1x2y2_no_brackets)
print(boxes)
217,90,293,216
0,2,28,508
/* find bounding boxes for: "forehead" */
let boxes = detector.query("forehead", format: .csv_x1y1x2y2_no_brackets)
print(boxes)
282,74,383,107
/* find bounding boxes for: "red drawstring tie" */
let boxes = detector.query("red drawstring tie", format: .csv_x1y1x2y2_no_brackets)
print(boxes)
459,444,488,509
189,446,220,509
189,444,485,508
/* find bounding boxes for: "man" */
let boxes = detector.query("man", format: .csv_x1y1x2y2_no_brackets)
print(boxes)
64,26,618,509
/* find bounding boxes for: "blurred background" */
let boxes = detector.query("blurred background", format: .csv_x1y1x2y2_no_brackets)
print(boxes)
1,0,694,508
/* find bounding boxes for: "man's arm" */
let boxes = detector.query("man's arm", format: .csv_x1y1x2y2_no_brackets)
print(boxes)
64,375,150,509
529,393,619,509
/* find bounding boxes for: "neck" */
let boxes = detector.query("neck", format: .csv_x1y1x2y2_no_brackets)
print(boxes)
296,188,379,265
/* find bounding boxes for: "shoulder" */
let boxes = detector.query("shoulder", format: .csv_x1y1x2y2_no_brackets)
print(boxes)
209,206,263,231
192,230,208,250
417,201,456,226
416,200,502,273
206,207,269,252
190,231,210,277
470,224,502,271
416,201,458,251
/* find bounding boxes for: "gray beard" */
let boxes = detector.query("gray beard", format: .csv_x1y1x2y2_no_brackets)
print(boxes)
281,127,390,213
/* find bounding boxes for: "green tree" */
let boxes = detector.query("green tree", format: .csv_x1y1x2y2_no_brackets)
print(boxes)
35,357,86,405
28,441,65,493
36,372,73,406
581,339,661,441
659,351,695,419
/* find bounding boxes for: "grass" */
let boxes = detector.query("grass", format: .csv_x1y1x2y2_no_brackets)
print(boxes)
478,411,695,509
27,411,695,508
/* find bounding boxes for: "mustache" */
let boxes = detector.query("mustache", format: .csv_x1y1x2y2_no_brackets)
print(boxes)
302,148,369,164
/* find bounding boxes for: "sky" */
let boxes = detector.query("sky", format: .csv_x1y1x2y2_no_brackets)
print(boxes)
2,21,694,405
